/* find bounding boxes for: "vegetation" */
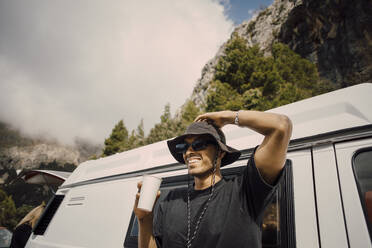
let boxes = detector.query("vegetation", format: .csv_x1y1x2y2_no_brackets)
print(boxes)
246,21,256,35
38,160,76,172
102,34,334,155
0,160,70,231
0,188,34,231
102,100,201,156
102,120,129,156
206,34,334,111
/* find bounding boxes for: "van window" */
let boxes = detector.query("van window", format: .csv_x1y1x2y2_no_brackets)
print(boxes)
353,149,372,238
124,160,295,248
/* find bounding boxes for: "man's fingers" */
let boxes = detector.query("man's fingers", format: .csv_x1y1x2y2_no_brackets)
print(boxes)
137,181,142,192
133,192,140,209
194,113,206,122
194,115,208,122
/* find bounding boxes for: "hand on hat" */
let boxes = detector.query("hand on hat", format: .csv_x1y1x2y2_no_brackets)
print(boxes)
194,111,235,128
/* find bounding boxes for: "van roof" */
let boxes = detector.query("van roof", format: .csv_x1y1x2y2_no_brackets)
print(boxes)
63,83,372,186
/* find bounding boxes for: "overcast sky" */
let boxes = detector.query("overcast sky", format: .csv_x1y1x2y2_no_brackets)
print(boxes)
0,0,267,145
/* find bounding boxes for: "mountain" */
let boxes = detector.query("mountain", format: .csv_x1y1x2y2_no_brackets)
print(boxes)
279,0,372,87
0,121,101,174
191,0,372,107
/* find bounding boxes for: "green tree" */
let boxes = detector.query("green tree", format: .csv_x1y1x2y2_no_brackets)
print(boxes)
0,188,17,230
126,120,146,150
102,120,129,156
206,34,334,112
215,33,264,93
135,119,145,147
180,100,201,124
206,81,244,112
174,100,203,135
146,104,179,144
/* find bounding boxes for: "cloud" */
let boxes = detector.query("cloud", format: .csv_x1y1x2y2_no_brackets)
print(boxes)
0,0,233,145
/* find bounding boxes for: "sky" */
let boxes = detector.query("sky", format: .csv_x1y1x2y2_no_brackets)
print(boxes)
223,0,274,24
0,0,272,146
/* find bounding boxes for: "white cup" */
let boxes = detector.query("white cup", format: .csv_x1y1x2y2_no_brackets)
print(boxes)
137,174,162,212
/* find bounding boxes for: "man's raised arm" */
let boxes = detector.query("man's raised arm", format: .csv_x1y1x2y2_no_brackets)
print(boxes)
195,110,292,184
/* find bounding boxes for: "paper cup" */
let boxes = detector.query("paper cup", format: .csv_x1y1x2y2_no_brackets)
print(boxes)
137,175,162,212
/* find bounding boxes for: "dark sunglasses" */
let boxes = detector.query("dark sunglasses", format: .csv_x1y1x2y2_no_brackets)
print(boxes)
175,139,216,154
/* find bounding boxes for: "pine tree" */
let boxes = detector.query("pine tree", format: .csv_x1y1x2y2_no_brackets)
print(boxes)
102,120,129,156
136,119,145,147
0,188,17,230
146,104,178,144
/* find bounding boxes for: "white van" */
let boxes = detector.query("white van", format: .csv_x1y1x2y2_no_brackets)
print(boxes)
26,83,372,248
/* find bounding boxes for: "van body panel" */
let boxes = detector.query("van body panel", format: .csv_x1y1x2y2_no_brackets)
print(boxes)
335,138,372,248
313,144,349,247
28,179,141,248
289,149,319,248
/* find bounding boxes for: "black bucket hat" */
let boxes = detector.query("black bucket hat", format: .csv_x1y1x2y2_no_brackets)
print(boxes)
167,121,241,167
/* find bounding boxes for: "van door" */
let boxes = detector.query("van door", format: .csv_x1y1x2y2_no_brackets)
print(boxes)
288,149,319,248
312,144,349,247
335,138,372,248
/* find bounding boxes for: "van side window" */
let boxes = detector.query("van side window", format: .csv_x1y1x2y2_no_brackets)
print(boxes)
353,149,372,237
124,160,295,248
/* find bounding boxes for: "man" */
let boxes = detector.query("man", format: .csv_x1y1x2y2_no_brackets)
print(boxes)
134,110,292,248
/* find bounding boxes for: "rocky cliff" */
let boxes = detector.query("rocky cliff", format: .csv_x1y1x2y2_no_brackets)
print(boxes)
279,0,372,87
191,0,372,107
0,122,101,173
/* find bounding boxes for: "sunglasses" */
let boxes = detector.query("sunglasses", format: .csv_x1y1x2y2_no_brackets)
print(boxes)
175,139,216,154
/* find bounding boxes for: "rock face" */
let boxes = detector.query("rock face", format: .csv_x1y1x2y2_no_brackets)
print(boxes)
191,0,301,107
0,122,102,171
279,0,372,87
191,0,372,107
0,144,80,170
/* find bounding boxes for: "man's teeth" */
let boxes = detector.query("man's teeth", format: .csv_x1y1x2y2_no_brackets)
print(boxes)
188,157,201,163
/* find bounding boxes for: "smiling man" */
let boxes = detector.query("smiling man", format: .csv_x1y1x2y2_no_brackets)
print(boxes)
134,110,292,248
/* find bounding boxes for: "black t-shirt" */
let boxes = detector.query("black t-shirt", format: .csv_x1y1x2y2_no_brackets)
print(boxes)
153,151,285,248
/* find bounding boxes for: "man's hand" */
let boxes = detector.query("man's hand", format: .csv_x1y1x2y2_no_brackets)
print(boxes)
134,182,161,248
196,109,292,184
194,111,235,128
133,181,161,221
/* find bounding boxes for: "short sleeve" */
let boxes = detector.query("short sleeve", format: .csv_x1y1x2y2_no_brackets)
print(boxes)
241,146,286,220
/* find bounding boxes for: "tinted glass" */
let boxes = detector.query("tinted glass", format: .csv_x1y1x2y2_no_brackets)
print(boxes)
353,149,372,237
262,194,280,248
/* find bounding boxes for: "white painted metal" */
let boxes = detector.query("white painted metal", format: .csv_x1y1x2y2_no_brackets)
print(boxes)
63,83,372,186
335,138,372,248
29,178,140,247
313,144,348,247
26,164,194,248
288,149,319,248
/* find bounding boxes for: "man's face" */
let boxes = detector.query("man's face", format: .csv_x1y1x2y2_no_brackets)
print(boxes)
182,135,219,177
